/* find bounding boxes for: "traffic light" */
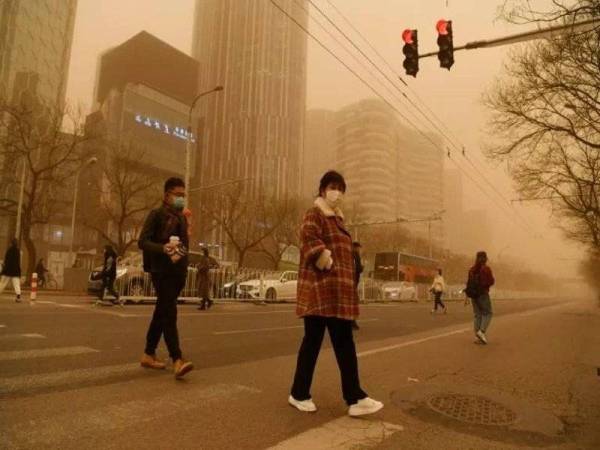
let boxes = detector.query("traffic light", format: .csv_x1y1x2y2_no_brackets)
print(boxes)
402,29,419,77
436,19,454,70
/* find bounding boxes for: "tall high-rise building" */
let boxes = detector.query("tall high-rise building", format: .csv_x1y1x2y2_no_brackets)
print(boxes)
191,0,308,199
334,99,405,223
0,0,78,106
302,109,336,200
444,169,464,253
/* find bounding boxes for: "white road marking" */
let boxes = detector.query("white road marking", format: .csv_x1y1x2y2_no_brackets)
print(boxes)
0,346,98,362
0,383,260,447
358,328,469,358
357,301,575,358
211,319,380,336
0,333,45,340
267,416,403,449
0,362,140,395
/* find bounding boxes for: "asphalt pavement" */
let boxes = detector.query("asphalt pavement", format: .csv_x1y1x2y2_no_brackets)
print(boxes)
0,294,598,449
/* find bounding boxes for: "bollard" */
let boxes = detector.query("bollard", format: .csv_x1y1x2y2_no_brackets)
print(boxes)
30,272,38,303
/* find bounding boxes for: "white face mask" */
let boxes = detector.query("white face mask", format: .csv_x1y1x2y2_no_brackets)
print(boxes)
325,189,343,207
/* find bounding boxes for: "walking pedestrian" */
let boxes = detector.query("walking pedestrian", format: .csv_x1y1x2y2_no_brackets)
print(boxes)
351,242,363,330
465,251,495,344
289,170,383,417
35,258,48,288
138,177,194,379
197,247,219,310
430,269,447,314
98,245,120,305
0,238,22,302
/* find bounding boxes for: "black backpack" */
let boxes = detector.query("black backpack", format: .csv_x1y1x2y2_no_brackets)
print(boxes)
465,270,481,299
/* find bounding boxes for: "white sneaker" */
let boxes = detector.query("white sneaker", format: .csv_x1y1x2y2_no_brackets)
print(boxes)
348,397,384,417
288,395,317,412
476,330,488,344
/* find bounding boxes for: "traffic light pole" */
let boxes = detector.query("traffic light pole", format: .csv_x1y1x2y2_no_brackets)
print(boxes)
417,17,599,59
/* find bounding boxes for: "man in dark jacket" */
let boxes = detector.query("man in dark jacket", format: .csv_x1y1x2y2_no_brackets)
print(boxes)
0,239,22,302
98,245,120,305
138,177,193,379
466,250,495,345
197,247,219,310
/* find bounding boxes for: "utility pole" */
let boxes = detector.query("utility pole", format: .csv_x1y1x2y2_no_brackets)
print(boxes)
185,86,224,194
14,158,27,240
417,17,599,59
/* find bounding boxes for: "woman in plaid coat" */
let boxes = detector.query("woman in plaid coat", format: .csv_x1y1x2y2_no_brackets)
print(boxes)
288,171,383,417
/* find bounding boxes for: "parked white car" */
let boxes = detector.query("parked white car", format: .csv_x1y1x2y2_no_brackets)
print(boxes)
237,271,298,300
380,281,417,301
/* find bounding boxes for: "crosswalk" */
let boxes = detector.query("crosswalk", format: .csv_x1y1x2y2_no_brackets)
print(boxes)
0,323,406,450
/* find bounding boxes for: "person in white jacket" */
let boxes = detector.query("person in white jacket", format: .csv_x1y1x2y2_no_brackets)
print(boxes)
430,269,447,314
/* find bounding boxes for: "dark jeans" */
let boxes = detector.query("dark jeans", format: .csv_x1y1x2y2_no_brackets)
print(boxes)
145,271,186,361
291,316,367,406
100,276,119,300
433,291,445,310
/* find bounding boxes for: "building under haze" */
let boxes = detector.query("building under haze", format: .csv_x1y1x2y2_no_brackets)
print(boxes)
303,109,336,199
0,0,77,107
191,0,308,199
79,31,200,259
334,99,405,223
89,31,200,178
0,0,78,270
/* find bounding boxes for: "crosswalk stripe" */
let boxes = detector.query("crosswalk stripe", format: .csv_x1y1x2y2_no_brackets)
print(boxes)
0,362,140,395
1,383,260,448
0,346,98,361
266,417,403,449
0,333,45,340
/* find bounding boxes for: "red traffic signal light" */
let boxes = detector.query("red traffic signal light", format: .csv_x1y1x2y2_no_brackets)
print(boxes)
436,20,454,70
402,29,415,44
402,29,419,77
436,19,450,35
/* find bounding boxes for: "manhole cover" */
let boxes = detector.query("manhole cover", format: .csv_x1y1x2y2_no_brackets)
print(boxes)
427,394,516,426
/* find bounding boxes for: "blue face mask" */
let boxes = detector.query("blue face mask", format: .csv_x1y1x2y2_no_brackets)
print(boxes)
172,196,185,210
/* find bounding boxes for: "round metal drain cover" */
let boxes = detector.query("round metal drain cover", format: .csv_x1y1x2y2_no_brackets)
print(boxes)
427,394,516,426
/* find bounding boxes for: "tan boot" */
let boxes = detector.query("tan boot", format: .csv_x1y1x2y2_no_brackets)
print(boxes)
140,353,166,370
173,358,194,379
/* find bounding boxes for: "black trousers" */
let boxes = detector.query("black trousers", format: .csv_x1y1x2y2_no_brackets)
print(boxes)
434,291,445,310
100,276,119,300
291,316,367,406
145,272,186,361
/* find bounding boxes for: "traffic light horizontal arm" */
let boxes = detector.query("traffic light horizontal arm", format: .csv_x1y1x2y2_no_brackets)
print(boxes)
417,17,599,59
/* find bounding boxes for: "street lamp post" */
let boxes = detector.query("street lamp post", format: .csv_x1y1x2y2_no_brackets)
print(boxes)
185,86,224,192
69,156,98,266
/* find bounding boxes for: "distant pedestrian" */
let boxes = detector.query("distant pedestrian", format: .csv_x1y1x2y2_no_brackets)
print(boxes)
138,177,194,379
98,245,120,305
351,242,364,330
35,258,48,288
289,170,383,417
430,269,447,314
197,247,219,310
0,238,22,302
465,251,495,344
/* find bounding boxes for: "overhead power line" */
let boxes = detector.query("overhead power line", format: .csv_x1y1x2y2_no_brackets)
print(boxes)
269,0,536,237
319,0,535,232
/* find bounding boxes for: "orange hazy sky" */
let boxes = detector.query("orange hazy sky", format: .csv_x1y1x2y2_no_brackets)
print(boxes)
65,0,585,276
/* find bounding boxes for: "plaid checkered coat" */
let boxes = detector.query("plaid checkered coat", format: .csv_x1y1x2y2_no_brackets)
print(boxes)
296,197,359,320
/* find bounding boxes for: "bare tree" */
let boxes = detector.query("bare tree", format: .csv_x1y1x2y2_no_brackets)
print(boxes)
82,140,162,256
256,197,303,269
200,184,287,268
485,0,600,254
0,99,89,276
